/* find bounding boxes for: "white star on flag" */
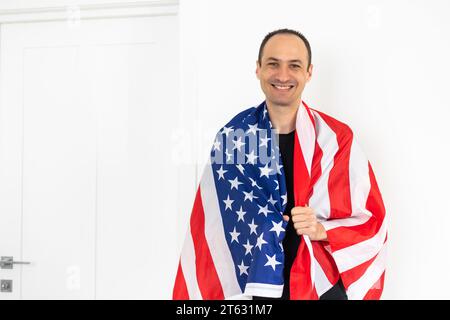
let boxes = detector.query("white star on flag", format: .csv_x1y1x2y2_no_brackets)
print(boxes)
229,227,240,243
232,137,246,152
236,206,246,222
248,219,258,235
264,254,281,271
281,193,288,206
222,126,234,137
216,166,227,180
259,163,274,178
238,260,249,276
246,123,260,135
243,239,253,256
276,162,283,174
260,135,271,148
246,150,258,165
228,177,243,190
257,204,273,217
223,195,234,211
268,194,277,206
255,232,268,250
243,190,258,202
270,220,285,237
213,139,221,151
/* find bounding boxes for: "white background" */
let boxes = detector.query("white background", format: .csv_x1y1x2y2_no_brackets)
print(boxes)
0,0,449,299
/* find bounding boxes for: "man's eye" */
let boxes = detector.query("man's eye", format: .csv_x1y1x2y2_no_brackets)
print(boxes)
268,62,278,67
291,64,301,69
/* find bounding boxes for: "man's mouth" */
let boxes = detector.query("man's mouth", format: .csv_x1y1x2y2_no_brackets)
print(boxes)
271,84,295,91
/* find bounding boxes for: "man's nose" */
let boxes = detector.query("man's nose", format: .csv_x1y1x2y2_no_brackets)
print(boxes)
275,65,291,82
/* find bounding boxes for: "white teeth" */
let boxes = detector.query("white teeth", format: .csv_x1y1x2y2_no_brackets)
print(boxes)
274,85,291,90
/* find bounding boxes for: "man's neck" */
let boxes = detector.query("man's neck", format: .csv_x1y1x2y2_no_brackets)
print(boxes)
266,100,302,134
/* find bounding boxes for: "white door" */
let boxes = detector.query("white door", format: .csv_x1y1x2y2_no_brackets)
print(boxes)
0,4,189,299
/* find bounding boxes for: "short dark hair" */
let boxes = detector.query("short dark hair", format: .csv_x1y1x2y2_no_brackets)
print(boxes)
258,28,312,69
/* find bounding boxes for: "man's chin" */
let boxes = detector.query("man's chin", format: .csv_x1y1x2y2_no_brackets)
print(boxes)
266,98,295,108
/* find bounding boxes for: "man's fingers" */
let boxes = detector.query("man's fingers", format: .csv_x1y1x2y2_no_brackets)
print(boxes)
283,215,290,222
291,206,314,216
291,214,314,223
294,221,313,230
295,226,315,236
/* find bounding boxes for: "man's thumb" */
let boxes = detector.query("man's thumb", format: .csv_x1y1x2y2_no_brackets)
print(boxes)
283,215,290,222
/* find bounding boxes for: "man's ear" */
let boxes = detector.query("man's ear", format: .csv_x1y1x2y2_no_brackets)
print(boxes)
306,64,313,83
256,60,261,80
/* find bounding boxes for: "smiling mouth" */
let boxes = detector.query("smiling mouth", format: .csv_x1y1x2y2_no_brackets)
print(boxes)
271,84,294,91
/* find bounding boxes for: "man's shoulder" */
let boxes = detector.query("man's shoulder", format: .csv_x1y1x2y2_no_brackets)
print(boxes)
220,103,263,131
309,106,354,138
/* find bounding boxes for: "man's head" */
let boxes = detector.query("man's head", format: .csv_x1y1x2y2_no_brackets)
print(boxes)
256,29,313,109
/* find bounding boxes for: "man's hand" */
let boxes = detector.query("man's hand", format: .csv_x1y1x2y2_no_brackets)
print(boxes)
283,205,328,241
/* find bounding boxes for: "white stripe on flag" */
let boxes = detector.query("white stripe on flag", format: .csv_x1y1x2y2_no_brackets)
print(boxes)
225,294,253,300
296,103,316,178
303,236,316,291
320,132,373,230
332,217,387,272
349,138,373,220
346,241,387,300
309,110,339,221
322,214,371,230
313,256,333,297
201,163,242,298
244,283,284,298
180,226,202,299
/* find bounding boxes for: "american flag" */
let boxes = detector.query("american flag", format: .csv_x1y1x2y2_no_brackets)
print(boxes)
173,101,387,300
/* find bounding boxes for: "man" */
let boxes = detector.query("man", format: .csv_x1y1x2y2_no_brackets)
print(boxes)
173,29,387,300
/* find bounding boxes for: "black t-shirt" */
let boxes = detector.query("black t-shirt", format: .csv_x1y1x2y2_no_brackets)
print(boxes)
253,130,347,300
278,130,300,299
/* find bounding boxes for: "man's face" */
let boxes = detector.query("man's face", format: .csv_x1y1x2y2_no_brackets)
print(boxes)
256,34,313,108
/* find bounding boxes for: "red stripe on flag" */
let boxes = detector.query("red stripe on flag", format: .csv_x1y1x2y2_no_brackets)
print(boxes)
326,216,382,251
339,236,387,289
292,129,311,206
310,140,323,193
190,187,225,299
314,110,353,219
290,129,318,300
340,252,377,289
312,241,340,285
367,162,386,223
326,163,386,252
290,239,318,300
173,261,189,299
363,271,385,300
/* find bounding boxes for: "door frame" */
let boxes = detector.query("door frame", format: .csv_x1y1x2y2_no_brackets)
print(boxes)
0,0,179,24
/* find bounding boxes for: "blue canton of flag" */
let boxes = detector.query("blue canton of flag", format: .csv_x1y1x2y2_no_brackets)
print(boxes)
210,102,289,294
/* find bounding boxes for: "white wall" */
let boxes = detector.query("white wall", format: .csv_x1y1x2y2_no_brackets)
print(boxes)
180,0,450,299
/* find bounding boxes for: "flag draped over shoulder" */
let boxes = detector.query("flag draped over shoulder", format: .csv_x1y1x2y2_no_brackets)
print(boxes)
173,101,387,300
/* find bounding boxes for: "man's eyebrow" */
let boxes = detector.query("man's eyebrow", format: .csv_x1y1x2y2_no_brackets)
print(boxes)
266,57,304,64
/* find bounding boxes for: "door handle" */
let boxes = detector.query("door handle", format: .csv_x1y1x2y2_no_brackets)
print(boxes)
0,256,31,269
